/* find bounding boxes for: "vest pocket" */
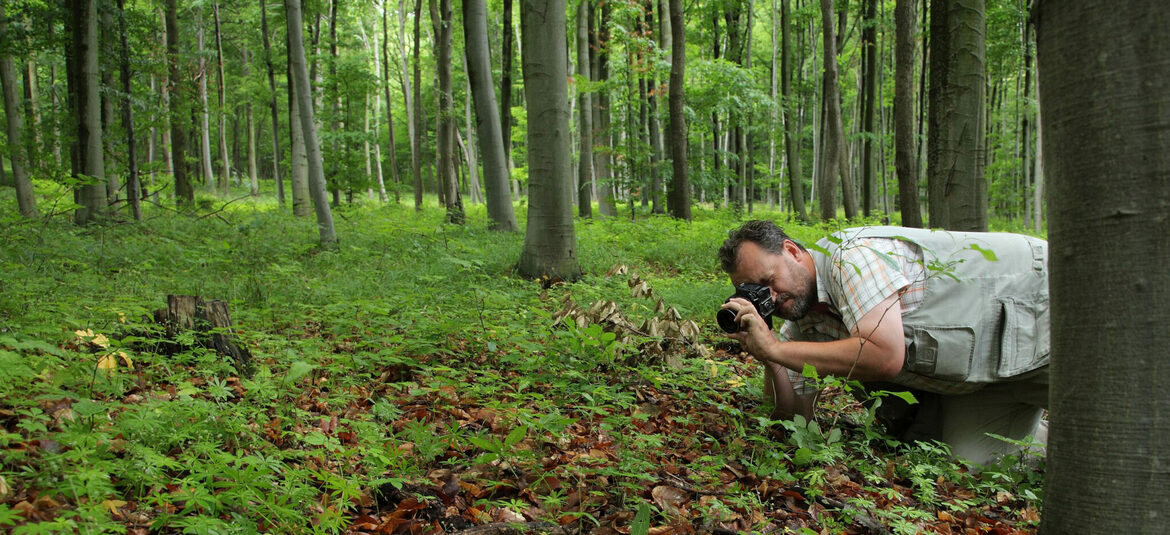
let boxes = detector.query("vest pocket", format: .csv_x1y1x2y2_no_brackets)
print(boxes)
997,296,1051,377
905,326,975,381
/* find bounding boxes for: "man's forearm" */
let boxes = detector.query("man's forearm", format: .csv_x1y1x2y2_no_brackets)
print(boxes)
761,336,903,381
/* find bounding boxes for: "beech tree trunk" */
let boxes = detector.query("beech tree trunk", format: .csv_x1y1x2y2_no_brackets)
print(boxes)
1037,3,1170,531
576,0,594,218
379,1,400,200
286,0,338,245
197,10,215,191
0,4,38,218
260,0,284,205
927,0,987,231
463,0,518,230
780,0,806,220
411,0,424,209
71,0,107,224
860,0,878,216
666,0,689,221
213,2,230,197
433,0,463,223
165,0,190,205
517,0,581,282
894,0,922,227
117,0,141,220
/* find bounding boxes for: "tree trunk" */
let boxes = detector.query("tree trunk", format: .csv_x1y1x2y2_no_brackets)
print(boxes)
101,7,119,208
241,41,258,198
433,0,463,223
780,0,806,220
260,0,284,205
595,1,617,217
412,0,424,209
380,0,401,199
894,0,922,227
213,2,230,197
817,0,853,220
927,0,986,231
71,0,107,224
860,0,878,216
165,0,190,205
117,0,141,220
576,0,594,218
517,0,581,282
1037,3,1170,531
501,0,515,170
666,0,689,221
0,4,37,218
463,0,518,230
286,0,337,244
197,10,215,191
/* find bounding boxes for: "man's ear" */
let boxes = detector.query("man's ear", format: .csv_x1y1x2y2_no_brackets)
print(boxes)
783,239,803,259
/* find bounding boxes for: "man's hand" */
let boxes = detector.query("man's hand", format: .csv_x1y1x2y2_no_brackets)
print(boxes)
722,297,779,359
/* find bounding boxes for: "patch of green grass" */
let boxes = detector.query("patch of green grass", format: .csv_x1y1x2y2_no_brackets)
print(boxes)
0,193,1044,534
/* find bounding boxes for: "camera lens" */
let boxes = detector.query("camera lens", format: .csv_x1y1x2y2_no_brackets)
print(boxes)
716,308,740,333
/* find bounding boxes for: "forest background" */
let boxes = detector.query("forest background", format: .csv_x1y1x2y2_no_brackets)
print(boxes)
2,0,1166,533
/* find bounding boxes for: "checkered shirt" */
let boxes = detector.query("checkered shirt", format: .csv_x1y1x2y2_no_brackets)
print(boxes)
781,236,937,395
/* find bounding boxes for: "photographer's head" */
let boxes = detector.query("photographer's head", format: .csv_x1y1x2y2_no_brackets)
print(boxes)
719,220,817,321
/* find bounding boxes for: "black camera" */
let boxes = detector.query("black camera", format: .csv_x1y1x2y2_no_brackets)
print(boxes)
717,282,776,333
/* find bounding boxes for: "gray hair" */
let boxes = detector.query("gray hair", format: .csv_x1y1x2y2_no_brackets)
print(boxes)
718,220,804,273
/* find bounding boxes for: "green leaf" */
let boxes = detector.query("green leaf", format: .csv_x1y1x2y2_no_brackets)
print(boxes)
801,363,819,381
966,244,999,261
467,436,500,452
793,447,813,466
890,390,918,405
504,425,528,448
286,361,315,384
630,502,650,535
302,431,327,446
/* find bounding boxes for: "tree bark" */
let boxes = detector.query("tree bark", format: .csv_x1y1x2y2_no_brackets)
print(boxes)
595,2,617,216
380,0,401,199
501,0,515,172
165,0,190,205
860,0,878,216
433,0,463,223
117,0,141,220
286,0,338,245
894,0,922,227
1037,3,1170,531
517,0,581,282
463,0,518,230
260,0,285,205
666,0,689,221
241,41,258,198
818,0,857,220
412,0,424,209
780,0,806,220
0,4,37,218
576,0,594,218
71,0,107,224
196,9,215,191
213,2,230,197
927,0,986,231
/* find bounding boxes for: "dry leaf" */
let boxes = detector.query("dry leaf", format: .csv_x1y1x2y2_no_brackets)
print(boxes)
0,475,9,498
651,486,688,517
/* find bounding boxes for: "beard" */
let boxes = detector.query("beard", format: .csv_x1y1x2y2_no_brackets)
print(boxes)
775,268,817,321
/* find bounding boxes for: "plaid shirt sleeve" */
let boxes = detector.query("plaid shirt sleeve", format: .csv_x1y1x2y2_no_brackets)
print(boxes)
823,238,913,334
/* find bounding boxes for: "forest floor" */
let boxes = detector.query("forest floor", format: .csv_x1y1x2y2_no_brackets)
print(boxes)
0,192,1044,534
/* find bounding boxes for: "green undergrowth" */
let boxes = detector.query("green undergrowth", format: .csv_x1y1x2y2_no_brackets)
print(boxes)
0,193,1043,534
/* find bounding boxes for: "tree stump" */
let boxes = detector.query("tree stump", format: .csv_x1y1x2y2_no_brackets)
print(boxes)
153,295,254,377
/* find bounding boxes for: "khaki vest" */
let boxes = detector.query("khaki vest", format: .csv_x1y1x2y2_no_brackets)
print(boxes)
815,227,1050,390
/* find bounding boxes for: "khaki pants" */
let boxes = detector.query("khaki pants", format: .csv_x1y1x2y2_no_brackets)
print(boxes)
869,368,1049,466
